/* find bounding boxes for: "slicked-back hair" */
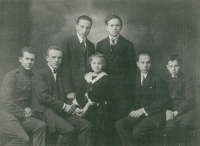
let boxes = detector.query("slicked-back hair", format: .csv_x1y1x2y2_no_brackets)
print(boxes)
88,52,106,69
166,55,182,65
20,46,37,58
46,46,63,57
77,15,93,25
105,15,123,26
137,51,152,62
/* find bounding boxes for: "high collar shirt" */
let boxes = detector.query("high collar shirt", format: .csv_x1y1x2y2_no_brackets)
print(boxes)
109,34,120,45
77,33,86,47
48,64,57,81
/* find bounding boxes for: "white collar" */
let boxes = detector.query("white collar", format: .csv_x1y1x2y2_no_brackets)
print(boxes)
85,72,107,84
77,33,86,43
141,72,148,79
109,34,119,41
48,64,57,74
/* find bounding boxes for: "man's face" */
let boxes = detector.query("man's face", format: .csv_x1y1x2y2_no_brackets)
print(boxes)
19,52,36,70
106,18,122,37
46,50,63,69
137,54,151,74
167,60,181,76
76,19,92,38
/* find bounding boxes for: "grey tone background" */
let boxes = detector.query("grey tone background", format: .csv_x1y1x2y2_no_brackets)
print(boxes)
0,0,200,125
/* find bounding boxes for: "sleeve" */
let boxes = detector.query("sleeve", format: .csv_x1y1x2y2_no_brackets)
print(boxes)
60,39,75,93
174,78,195,114
32,71,64,112
0,72,25,119
144,78,169,116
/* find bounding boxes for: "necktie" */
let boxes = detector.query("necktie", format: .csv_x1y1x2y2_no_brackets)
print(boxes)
110,38,115,52
81,41,86,54
173,77,177,82
53,69,58,74
141,75,145,86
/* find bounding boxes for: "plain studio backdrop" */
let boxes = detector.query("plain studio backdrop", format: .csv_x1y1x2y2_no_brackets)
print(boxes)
0,0,200,127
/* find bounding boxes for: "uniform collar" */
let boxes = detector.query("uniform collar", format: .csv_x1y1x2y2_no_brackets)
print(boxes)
19,65,32,77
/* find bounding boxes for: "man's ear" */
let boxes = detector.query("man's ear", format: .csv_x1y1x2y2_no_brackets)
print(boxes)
106,25,108,31
46,56,49,62
75,24,78,31
136,62,139,67
19,57,22,63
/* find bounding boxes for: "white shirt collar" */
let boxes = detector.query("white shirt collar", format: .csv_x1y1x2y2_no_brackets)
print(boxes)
48,64,57,80
77,33,86,44
141,72,148,79
109,35,119,44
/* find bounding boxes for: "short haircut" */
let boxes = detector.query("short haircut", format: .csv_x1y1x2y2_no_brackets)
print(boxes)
77,15,93,25
20,46,37,58
88,52,106,69
137,51,152,62
166,55,182,65
46,46,63,57
105,15,123,26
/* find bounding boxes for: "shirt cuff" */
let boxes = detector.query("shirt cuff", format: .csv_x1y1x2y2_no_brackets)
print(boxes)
142,108,148,116
60,103,66,112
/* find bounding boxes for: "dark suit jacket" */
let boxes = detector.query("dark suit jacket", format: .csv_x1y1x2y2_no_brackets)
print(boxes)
165,72,195,125
32,65,68,131
60,34,95,94
96,35,136,100
132,71,168,128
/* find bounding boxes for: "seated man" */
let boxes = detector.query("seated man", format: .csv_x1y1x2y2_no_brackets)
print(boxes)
165,55,195,146
0,47,46,146
116,51,168,146
32,46,91,146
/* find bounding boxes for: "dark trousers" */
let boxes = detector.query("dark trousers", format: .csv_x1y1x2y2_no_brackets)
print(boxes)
116,116,157,146
37,110,92,146
0,110,46,146
166,119,190,146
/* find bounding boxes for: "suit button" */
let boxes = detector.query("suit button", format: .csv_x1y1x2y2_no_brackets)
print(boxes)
172,96,174,98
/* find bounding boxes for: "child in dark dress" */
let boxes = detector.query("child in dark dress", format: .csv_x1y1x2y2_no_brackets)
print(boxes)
83,52,109,146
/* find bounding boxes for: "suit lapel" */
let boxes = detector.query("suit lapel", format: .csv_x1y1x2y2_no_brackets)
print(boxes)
110,35,124,60
73,35,84,61
139,71,153,97
103,37,112,59
169,72,183,90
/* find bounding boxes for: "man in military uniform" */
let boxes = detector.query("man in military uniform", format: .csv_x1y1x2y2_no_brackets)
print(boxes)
0,47,46,146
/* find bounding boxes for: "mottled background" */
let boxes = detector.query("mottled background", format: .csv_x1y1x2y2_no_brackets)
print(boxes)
0,0,200,123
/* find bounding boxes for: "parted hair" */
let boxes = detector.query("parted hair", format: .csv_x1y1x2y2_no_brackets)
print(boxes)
46,46,63,57
137,51,153,61
77,15,93,25
166,55,182,65
88,52,106,69
105,15,123,26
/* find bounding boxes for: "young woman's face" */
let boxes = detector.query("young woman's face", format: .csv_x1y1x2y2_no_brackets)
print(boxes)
91,57,103,74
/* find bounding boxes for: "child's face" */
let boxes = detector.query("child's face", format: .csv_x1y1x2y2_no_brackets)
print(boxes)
91,57,103,74
167,60,181,76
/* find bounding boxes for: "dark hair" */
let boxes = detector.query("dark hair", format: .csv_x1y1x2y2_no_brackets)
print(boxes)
46,46,63,57
137,51,152,61
77,15,93,25
105,15,123,26
88,52,106,69
20,46,37,58
166,55,182,65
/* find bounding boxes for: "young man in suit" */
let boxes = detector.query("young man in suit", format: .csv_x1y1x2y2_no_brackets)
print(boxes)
96,15,136,121
116,51,168,146
32,46,92,146
61,15,95,107
0,47,46,146
165,55,195,146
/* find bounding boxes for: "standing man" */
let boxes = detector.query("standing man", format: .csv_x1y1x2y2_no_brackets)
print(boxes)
116,51,168,146
32,46,91,146
165,55,195,146
96,15,136,120
0,47,46,146
61,15,95,107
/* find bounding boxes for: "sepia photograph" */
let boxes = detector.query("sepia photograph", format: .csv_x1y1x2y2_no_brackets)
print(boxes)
0,0,200,145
